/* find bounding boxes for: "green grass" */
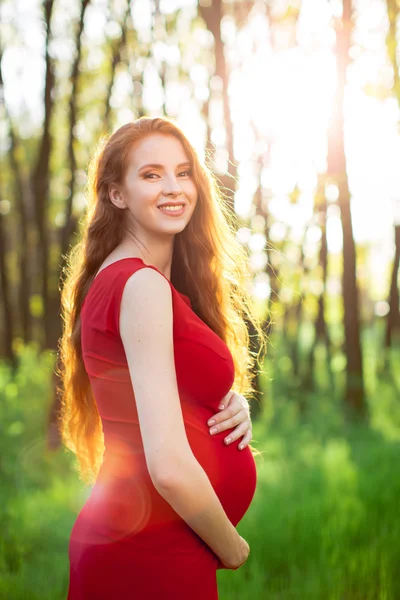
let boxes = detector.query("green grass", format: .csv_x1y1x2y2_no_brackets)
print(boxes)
1,338,399,599
224,418,400,599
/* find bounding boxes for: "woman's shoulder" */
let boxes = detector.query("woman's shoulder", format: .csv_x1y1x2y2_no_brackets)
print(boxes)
82,256,192,335
93,256,145,282
84,257,157,311
91,256,188,303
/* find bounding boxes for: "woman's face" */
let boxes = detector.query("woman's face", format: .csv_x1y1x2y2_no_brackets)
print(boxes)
110,134,198,237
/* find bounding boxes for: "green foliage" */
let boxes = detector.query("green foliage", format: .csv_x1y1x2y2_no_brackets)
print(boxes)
219,333,400,599
0,345,84,600
235,412,400,599
1,338,400,599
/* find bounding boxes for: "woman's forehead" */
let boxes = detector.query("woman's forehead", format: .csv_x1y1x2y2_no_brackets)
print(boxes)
131,134,189,165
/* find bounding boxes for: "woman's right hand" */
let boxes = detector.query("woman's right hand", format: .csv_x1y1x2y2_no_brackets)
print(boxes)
218,535,250,570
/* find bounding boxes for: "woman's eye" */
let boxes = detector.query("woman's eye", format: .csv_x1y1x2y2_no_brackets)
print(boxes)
144,170,192,179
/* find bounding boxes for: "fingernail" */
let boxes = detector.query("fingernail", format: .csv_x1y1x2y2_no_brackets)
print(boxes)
219,404,224,410
239,444,244,450
210,428,218,435
225,437,231,444
208,419,215,426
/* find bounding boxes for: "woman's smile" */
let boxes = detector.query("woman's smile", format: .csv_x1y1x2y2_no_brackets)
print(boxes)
157,204,186,217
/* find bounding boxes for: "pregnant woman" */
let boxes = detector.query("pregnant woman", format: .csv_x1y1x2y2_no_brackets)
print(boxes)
58,116,267,598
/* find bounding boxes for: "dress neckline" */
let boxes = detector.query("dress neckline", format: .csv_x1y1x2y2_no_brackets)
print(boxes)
92,257,191,303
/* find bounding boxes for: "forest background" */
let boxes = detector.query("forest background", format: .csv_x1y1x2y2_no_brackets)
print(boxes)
1,0,399,598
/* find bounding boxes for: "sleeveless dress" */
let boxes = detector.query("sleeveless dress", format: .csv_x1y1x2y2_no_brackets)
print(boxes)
67,257,257,599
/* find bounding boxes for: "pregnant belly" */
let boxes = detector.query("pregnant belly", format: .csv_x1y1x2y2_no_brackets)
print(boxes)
69,412,257,549
183,407,258,527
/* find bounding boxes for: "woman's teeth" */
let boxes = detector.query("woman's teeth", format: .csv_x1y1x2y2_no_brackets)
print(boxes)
158,205,184,212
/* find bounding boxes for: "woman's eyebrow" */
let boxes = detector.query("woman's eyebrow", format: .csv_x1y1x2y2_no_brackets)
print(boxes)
138,161,191,172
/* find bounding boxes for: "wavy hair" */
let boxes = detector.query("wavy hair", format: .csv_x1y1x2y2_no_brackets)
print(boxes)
58,116,268,484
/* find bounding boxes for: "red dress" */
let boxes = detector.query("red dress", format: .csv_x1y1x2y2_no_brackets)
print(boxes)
67,257,257,599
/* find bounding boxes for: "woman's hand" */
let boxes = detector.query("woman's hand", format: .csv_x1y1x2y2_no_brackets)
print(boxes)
207,390,252,450
216,535,250,570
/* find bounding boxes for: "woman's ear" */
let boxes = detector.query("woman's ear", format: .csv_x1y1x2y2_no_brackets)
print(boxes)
109,186,126,209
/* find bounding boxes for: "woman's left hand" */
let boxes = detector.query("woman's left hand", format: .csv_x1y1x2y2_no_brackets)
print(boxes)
207,390,252,450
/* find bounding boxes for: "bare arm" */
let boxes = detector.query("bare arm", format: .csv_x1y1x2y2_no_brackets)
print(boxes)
119,268,248,568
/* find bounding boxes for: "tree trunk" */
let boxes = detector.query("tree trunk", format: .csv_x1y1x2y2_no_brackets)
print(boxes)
31,0,55,350
59,0,91,266
0,210,16,367
198,0,237,215
327,0,365,415
0,46,32,345
385,224,400,351
305,183,334,392
384,1,400,355
47,0,91,448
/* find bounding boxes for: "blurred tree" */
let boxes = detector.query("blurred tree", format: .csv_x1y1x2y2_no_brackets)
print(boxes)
59,0,91,274
384,218,400,354
198,0,238,214
103,0,134,131
45,0,92,448
31,0,56,350
0,45,32,350
384,0,400,359
0,206,15,367
246,151,270,419
291,217,311,381
304,179,334,392
246,3,300,413
327,0,366,416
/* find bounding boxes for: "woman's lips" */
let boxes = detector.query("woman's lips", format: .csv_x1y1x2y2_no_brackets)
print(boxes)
158,204,185,216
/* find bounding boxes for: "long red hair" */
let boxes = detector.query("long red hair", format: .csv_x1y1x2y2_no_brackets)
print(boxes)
58,116,267,484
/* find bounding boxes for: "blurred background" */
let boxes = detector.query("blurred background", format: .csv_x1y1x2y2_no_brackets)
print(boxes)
1,0,400,598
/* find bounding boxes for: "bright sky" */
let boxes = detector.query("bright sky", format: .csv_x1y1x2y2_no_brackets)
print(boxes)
1,0,398,300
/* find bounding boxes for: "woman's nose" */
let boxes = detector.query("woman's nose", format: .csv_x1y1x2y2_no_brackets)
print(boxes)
163,177,182,195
